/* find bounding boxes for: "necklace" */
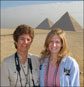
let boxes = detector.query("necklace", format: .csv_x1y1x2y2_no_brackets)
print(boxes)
20,60,29,86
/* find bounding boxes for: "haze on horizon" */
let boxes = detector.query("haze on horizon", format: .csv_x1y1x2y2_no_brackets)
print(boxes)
1,1,83,29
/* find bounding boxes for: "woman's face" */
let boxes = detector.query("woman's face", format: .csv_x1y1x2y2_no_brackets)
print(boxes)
15,34,32,53
48,34,62,55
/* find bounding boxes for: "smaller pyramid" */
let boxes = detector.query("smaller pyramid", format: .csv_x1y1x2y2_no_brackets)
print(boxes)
51,12,82,31
36,18,54,29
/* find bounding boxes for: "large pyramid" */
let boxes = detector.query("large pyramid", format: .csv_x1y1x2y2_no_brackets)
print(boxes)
51,12,83,31
36,18,54,29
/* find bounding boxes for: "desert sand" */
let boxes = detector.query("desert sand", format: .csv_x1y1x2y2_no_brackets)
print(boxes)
0,28,83,86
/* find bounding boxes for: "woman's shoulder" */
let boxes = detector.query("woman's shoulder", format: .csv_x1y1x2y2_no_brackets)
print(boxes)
63,56,79,67
66,56,77,62
40,58,48,65
28,53,40,68
28,53,40,59
2,54,15,63
28,53,40,62
1,53,15,66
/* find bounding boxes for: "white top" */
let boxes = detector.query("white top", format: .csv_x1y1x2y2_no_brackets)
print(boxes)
1,53,40,87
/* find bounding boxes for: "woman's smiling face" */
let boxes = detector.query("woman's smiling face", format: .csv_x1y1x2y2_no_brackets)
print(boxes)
48,34,62,55
15,34,32,53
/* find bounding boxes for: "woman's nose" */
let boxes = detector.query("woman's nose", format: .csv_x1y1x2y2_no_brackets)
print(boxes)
24,39,28,44
53,42,56,47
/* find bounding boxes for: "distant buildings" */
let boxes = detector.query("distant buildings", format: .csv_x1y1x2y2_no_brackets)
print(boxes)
36,12,83,31
36,18,54,29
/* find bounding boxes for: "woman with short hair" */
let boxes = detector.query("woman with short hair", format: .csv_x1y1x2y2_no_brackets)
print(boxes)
1,24,40,87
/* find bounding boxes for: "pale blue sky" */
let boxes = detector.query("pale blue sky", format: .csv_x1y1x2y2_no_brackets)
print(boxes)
1,1,79,8
1,1,83,28
1,1,61,8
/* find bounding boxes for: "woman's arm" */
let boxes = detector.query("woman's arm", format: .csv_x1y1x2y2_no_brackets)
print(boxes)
70,60,80,86
1,60,10,86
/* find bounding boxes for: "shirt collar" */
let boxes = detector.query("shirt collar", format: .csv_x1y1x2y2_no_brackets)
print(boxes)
17,52,31,60
61,56,68,62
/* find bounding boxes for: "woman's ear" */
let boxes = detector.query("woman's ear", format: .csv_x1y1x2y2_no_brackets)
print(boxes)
61,44,63,47
14,41,18,49
14,41,17,45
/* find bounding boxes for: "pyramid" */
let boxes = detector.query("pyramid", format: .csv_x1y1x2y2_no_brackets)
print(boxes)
51,12,83,31
36,18,54,29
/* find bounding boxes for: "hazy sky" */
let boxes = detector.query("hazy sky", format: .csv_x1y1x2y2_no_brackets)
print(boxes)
1,1,83,28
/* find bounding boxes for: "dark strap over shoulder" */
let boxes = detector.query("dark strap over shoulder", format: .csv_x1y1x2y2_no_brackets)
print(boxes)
28,58,32,74
15,52,21,73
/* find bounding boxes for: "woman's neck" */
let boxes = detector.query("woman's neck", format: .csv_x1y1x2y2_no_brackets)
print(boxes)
50,54,58,66
17,51,28,64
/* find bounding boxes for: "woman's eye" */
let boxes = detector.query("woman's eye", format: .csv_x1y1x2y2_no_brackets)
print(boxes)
51,40,60,43
19,38,24,40
56,41,60,43
27,38,31,42
50,41,53,43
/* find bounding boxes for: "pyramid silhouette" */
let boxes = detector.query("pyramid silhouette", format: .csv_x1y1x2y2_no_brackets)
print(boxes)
51,12,82,31
36,18,54,29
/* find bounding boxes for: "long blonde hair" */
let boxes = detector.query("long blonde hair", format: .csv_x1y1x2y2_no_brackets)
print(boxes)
41,28,70,66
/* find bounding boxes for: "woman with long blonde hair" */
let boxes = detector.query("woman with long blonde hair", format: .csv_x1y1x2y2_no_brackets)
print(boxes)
40,28,80,86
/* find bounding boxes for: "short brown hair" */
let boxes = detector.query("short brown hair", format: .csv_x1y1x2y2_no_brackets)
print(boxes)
13,24,34,48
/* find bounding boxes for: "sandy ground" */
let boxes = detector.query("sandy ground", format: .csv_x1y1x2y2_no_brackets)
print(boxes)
0,29,84,86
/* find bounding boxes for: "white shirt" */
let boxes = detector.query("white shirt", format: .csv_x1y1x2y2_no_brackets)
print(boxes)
1,53,40,87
